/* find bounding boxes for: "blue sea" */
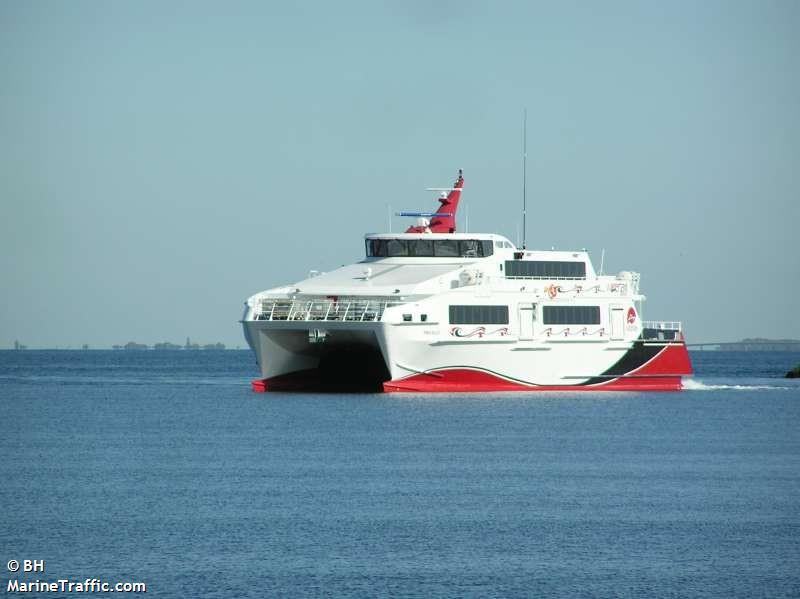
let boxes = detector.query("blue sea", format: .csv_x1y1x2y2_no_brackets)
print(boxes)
1,350,799,598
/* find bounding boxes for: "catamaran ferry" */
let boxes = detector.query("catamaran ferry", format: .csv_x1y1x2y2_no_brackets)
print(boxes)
242,170,692,392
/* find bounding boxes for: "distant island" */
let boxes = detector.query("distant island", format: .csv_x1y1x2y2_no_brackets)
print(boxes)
112,338,226,351
8,339,239,350
114,342,149,351
715,338,800,351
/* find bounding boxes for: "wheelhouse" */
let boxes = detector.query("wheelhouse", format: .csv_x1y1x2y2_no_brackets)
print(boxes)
364,234,510,259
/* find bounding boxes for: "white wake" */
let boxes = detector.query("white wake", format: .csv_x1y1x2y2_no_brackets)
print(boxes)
682,378,790,391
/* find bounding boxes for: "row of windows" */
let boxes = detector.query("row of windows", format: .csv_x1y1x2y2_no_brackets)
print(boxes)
449,305,509,325
447,305,603,325
366,238,494,258
505,260,586,279
542,306,601,325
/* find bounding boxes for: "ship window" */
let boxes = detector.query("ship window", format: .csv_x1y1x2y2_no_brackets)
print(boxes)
408,239,434,256
434,239,459,257
366,239,386,257
386,239,408,257
449,305,509,325
366,238,494,258
459,239,480,257
542,306,600,325
505,260,586,279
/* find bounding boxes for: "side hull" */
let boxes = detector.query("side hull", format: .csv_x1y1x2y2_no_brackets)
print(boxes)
382,342,692,392
244,320,390,392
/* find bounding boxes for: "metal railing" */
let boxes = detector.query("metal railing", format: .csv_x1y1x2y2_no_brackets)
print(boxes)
255,297,405,323
642,321,682,331
641,321,683,342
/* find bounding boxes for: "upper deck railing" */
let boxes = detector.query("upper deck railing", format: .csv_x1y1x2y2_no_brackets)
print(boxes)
641,321,683,341
255,297,404,323
642,321,682,331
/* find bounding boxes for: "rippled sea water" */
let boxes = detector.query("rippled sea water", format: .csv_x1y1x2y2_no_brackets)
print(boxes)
1,350,799,598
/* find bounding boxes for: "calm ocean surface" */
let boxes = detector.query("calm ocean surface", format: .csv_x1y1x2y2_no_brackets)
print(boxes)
1,350,799,598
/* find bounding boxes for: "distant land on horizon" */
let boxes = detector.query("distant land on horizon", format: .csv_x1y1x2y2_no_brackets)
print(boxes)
114,340,226,351
8,338,239,351
709,338,800,351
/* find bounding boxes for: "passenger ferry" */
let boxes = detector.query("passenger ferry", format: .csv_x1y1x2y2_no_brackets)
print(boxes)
242,170,693,392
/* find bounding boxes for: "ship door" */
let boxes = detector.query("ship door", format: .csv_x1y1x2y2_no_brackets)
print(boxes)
518,303,535,340
610,307,625,340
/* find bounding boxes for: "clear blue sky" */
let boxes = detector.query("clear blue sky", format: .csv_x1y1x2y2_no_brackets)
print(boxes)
1,0,798,348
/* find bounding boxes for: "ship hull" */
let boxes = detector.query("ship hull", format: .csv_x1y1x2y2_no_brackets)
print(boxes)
381,341,691,392
245,320,692,393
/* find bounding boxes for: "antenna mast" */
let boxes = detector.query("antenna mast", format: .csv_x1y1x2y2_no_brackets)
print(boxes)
522,108,527,250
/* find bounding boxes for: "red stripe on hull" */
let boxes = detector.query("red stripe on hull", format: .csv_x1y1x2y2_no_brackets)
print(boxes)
382,372,684,392
383,343,693,393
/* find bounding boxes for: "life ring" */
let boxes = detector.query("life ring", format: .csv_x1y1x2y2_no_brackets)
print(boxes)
546,284,558,299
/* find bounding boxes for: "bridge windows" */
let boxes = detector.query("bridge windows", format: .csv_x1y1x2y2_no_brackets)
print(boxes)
434,239,459,257
410,239,434,256
366,239,494,258
449,305,509,325
543,306,601,325
386,238,408,257
505,260,586,279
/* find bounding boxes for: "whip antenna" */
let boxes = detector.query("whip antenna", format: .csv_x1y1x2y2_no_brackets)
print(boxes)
522,108,527,250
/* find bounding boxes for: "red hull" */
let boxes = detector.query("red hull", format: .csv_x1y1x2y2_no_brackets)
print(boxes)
382,370,684,392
